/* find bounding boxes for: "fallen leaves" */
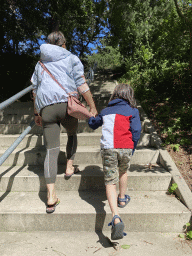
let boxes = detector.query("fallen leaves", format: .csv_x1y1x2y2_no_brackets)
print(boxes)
121,244,131,249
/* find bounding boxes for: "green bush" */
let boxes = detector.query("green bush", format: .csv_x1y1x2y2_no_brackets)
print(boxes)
87,45,123,70
118,59,190,99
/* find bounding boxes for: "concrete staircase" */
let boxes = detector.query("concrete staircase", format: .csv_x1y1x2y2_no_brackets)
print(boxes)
0,70,191,234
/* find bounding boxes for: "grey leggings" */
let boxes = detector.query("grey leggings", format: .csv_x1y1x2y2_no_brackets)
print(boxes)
41,103,78,184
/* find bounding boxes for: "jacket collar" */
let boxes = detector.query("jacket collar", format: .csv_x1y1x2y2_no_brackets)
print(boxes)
108,99,129,107
40,44,71,62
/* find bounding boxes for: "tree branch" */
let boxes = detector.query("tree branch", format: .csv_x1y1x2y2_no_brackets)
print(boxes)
173,0,190,26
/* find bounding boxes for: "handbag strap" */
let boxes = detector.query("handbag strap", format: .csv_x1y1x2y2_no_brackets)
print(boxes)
38,61,68,95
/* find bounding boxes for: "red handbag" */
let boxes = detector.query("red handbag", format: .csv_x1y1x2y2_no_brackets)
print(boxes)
39,61,93,120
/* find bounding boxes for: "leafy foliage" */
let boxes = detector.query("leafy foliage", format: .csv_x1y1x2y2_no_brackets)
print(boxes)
186,231,192,240
0,0,108,101
1,0,192,121
168,183,178,194
1,0,108,57
107,0,191,101
47,0,108,57
87,38,123,69
179,223,192,240
1,0,48,55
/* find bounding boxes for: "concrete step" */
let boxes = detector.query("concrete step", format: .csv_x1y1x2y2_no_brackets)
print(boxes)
0,102,34,116
0,122,148,135
0,132,151,149
0,190,190,232
0,147,159,166
0,100,148,133
0,105,144,124
0,122,103,134
0,101,107,121
0,110,146,124
0,121,150,134
0,133,101,148
0,231,191,256
0,114,34,124
0,102,147,131
0,164,171,192
0,112,147,134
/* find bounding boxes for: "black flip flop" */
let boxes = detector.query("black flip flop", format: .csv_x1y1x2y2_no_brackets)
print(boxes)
64,167,80,178
46,198,60,214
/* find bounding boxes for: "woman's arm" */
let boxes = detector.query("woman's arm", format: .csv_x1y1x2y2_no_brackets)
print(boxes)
72,56,98,117
81,89,98,117
31,63,42,126
32,91,42,127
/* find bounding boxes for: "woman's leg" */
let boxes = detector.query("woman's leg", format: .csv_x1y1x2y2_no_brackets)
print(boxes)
46,184,57,205
61,114,78,175
66,134,77,175
41,104,67,205
44,143,60,205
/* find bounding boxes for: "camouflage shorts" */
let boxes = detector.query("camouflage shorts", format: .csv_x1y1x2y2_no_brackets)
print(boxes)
101,148,133,185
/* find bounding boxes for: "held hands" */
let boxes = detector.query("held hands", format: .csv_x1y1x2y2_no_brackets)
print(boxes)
90,107,98,117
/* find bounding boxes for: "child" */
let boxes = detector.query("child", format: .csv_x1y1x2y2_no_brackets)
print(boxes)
88,83,141,240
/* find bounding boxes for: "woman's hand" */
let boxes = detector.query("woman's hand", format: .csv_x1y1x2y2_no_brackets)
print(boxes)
82,90,98,117
34,115,42,127
90,107,98,117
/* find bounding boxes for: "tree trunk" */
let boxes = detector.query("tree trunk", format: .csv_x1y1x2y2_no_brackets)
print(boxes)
51,15,60,32
190,29,192,74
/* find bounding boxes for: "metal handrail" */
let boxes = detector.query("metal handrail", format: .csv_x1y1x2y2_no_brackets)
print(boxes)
0,121,35,166
0,63,97,166
0,85,33,111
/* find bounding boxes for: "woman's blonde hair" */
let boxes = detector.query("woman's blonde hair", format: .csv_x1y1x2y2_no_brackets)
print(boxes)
109,83,137,108
47,31,66,46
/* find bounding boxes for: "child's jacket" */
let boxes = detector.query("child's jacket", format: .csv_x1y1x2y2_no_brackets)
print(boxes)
88,99,141,153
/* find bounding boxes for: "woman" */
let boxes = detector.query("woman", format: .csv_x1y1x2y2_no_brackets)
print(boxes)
31,31,97,213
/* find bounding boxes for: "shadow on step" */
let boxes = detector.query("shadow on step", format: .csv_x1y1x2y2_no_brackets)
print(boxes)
0,165,26,203
78,166,113,248
129,164,168,174
0,136,44,203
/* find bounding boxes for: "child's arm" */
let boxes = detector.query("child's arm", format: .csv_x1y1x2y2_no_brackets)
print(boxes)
88,114,103,130
130,109,142,154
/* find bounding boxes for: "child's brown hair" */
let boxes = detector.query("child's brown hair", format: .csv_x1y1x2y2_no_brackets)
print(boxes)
109,83,137,108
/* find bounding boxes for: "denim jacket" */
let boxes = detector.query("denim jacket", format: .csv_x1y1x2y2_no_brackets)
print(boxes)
31,44,89,113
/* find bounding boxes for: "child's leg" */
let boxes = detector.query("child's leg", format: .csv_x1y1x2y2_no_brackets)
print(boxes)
118,172,128,207
118,149,132,206
101,149,120,224
106,184,120,225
